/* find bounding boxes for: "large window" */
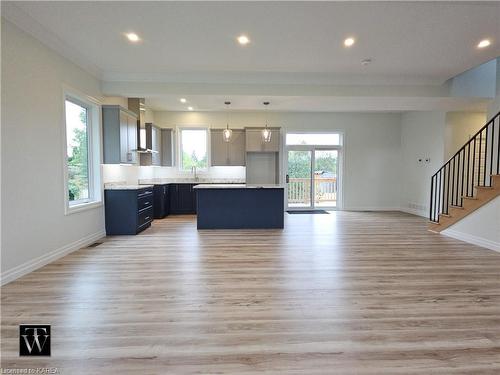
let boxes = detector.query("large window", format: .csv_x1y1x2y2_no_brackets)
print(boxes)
65,99,90,202
63,91,101,214
179,128,208,170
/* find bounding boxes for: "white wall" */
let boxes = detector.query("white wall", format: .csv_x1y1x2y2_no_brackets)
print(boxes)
146,110,403,210
1,20,105,282
449,58,497,99
400,111,446,216
444,111,486,159
442,196,500,252
488,57,500,118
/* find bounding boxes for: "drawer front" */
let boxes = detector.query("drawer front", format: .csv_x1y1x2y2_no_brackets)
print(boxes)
138,207,153,228
138,195,153,211
138,188,153,198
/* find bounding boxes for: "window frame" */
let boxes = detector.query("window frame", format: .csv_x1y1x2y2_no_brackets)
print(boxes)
177,126,210,172
62,87,103,215
285,132,342,146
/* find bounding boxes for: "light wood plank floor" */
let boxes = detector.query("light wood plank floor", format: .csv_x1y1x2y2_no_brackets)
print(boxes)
2,211,500,374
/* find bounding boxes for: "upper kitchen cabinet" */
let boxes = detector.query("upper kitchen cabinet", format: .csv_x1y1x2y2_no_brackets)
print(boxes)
210,129,246,166
140,123,162,166
245,128,280,152
161,128,175,166
102,105,138,164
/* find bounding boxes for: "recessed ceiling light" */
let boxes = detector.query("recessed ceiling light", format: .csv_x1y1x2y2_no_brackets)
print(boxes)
237,35,250,45
187,106,194,111
477,39,491,49
125,32,140,43
344,37,355,47
180,98,187,103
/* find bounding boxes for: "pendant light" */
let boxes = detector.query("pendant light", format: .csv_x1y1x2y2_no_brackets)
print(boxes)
222,101,232,142
262,101,272,143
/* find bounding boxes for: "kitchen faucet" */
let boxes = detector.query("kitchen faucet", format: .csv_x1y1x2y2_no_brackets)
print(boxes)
191,166,198,180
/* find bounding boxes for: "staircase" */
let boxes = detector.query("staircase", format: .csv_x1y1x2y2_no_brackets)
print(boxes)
429,111,500,233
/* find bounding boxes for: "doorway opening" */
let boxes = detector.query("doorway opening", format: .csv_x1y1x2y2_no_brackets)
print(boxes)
285,133,342,210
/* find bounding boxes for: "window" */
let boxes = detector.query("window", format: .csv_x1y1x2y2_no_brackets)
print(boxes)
286,133,340,146
179,128,208,170
65,99,90,202
63,90,102,214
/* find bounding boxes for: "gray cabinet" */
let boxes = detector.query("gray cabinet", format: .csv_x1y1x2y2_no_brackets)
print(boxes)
210,129,245,166
245,128,280,152
102,105,138,164
161,128,174,166
140,123,162,166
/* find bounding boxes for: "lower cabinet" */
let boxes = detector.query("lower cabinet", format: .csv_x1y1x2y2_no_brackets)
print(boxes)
169,184,197,214
153,184,170,219
105,187,154,235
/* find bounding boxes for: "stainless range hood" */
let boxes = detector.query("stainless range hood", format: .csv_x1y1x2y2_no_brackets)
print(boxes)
128,98,157,153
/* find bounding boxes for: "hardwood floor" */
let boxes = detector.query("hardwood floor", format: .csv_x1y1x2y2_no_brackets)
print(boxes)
2,211,500,374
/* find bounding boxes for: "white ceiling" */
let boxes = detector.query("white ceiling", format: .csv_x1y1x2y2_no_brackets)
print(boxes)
3,1,499,112
5,1,500,84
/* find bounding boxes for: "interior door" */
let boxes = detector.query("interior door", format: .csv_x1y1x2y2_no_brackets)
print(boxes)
286,150,313,209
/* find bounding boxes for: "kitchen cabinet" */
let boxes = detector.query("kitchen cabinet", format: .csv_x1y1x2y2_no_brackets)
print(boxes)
140,123,162,166
169,184,196,214
161,129,174,166
245,128,280,152
211,129,246,166
102,105,138,164
152,184,170,219
105,187,153,235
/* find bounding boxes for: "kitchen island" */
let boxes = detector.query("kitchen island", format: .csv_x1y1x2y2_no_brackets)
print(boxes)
194,184,284,229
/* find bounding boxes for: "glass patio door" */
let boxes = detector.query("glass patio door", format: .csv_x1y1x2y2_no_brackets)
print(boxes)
286,148,339,210
286,150,313,208
313,150,338,208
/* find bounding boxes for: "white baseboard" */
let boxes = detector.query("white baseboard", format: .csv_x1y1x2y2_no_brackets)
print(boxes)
343,206,402,212
442,229,500,253
399,207,427,218
1,230,106,286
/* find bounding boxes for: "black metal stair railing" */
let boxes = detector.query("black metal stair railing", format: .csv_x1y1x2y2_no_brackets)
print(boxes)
430,111,500,223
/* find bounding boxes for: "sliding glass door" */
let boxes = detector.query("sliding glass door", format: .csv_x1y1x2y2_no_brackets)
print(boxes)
285,133,341,210
286,150,313,208
314,150,338,208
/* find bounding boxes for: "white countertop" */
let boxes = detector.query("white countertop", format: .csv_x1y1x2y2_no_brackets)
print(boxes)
193,184,284,189
104,184,154,190
139,178,246,185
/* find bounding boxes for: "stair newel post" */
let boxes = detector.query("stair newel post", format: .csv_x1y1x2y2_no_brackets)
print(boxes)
460,149,465,205
445,162,451,213
490,121,495,181
437,170,442,219
497,116,500,174
477,130,482,187
484,126,488,187
466,143,470,197
430,175,434,222
472,137,476,196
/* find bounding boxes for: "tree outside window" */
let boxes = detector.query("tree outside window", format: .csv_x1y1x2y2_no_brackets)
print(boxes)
180,129,208,170
65,100,90,202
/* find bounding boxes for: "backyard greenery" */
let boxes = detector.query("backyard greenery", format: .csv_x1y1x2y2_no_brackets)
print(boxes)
67,108,89,201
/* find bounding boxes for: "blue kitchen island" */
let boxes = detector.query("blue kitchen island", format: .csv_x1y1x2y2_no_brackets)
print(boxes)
194,184,284,229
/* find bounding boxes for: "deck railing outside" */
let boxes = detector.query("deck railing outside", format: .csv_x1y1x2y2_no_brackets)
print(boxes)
288,177,337,205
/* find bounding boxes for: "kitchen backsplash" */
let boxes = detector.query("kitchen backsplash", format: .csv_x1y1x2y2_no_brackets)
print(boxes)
102,164,246,185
